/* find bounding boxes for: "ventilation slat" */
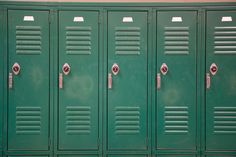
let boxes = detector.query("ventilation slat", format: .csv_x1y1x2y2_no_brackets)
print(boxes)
16,107,41,135
115,27,141,55
115,106,140,135
164,106,189,134
65,26,92,55
164,26,190,55
16,26,42,55
66,106,91,135
214,107,236,134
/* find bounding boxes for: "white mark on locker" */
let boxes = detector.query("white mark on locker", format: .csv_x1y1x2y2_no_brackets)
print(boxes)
221,16,232,22
23,16,34,21
122,17,133,23
73,16,84,22
172,17,182,22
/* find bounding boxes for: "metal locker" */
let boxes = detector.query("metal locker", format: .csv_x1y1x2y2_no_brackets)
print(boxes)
7,10,50,150
8,156,48,157
206,11,236,151
58,11,99,150
58,155,98,157
0,9,3,155
156,11,197,149
108,155,147,157
107,11,148,150
205,153,235,157
157,155,197,157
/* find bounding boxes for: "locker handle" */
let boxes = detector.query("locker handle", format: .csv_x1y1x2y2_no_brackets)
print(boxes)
59,73,63,89
108,73,112,89
9,73,13,89
157,73,161,90
206,73,211,89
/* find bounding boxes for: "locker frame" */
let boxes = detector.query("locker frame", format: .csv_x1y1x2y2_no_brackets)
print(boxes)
0,1,235,157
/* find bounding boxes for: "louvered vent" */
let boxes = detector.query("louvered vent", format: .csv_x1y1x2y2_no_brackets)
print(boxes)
115,106,140,134
214,107,236,134
66,26,92,55
16,26,42,54
214,27,236,54
66,106,91,135
164,106,189,134
16,107,41,135
164,27,189,54
115,27,141,55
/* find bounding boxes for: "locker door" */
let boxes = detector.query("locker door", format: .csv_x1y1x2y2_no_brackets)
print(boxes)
156,11,197,149
206,11,236,150
58,11,99,150
108,155,147,157
107,11,148,150
0,10,3,154
58,155,98,157
8,10,50,150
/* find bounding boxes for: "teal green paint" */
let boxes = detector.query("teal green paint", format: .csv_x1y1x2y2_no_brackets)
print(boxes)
7,10,50,150
8,156,48,157
108,155,147,157
206,11,236,151
107,11,148,150
0,1,234,157
156,11,197,150
58,11,99,150
157,155,196,157
49,9,57,157
0,8,3,156
58,155,98,157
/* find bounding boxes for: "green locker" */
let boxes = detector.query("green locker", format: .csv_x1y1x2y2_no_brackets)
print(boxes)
156,11,197,149
58,155,98,157
108,155,147,157
157,155,196,157
206,155,236,157
8,156,48,157
58,11,99,150
206,11,236,151
107,11,148,150
8,10,50,150
0,9,3,155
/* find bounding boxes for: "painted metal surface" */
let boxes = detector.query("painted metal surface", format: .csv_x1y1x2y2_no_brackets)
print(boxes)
107,155,147,157
206,11,236,151
107,11,148,150
157,155,196,157
58,11,99,150
8,156,48,157
7,10,50,150
156,11,197,150
0,2,235,157
58,155,98,157
0,9,3,157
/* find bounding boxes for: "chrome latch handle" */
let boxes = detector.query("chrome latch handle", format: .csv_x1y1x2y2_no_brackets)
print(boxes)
108,73,112,89
206,73,211,89
157,73,161,90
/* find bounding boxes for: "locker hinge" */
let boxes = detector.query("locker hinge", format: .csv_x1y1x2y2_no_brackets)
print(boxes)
49,11,55,24
146,138,148,147
148,16,151,24
97,138,100,149
48,138,52,149
99,13,102,24
48,15,51,24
